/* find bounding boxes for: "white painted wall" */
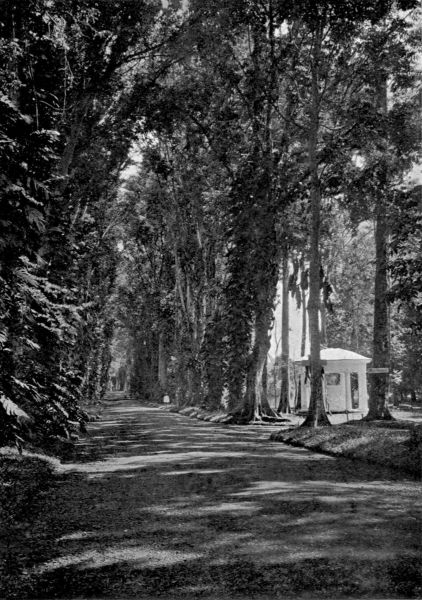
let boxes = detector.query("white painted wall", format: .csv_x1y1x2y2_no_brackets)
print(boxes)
299,359,369,413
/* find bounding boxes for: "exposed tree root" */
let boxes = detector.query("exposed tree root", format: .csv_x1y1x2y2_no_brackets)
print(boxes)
363,408,395,422
229,405,292,425
301,410,332,427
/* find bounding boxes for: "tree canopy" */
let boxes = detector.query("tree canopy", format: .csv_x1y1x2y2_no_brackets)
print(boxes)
1,0,421,447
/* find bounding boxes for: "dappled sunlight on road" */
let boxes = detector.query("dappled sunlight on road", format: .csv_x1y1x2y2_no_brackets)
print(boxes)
37,545,203,573
63,450,250,475
231,478,422,502
28,395,422,599
162,468,230,476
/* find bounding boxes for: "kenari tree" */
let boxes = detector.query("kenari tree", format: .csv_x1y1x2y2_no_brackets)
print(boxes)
340,10,420,419
279,0,418,427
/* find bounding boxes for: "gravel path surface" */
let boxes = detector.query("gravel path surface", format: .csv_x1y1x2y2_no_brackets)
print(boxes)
30,394,421,599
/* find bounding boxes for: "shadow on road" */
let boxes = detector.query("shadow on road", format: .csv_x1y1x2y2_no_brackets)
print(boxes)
18,396,422,599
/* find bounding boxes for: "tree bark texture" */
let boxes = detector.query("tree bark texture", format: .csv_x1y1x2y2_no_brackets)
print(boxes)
227,13,279,419
202,311,226,410
240,302,275,421
320,297,327,347
366,77,393,420
158,331,168,395
262,356,268,408
278,250,291,413
301,282,307,358
302,24,331,427
366,207,393,419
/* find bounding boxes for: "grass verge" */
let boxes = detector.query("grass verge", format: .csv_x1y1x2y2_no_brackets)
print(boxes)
270,422,422,477
166,405,293,425
0,448,61,599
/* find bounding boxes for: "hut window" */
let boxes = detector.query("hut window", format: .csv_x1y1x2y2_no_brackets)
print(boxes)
351,372,359,408
326,373,341,386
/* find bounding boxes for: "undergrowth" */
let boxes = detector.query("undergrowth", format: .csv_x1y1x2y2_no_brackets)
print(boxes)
0,450,59,599
270,423,422,477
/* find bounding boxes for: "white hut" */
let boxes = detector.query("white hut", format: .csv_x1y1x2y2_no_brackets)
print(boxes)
295,348,371,414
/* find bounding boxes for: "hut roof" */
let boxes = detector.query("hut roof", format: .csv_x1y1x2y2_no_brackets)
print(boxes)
295,347,371,363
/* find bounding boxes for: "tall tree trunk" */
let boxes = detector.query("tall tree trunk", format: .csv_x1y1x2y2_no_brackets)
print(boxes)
300,259,308,357
300,281,307,357
240,306,273,422
262,356,268,409
203,312,225,410
158,331,168,395
366,207,393,419
320,297,327,347
233,281,278,423
366,77,393,420
278,250,290,413
302,24,330,427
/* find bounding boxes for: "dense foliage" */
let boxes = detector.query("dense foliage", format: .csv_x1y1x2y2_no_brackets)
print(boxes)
1,0,421,447
115,1,421,423
0,0,173,447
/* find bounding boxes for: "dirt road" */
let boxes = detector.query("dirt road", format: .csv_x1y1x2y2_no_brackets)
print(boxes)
29,394,421,599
